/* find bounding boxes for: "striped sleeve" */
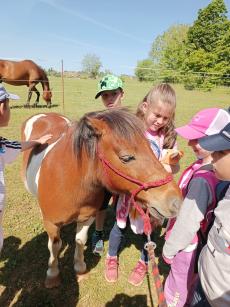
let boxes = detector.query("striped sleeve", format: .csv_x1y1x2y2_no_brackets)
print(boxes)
0,137,22,150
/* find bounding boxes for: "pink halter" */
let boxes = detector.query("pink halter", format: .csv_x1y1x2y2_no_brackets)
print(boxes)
98,149,173,235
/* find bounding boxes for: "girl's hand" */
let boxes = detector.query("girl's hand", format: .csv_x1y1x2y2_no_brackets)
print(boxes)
161,149,184,165
34,134,53,144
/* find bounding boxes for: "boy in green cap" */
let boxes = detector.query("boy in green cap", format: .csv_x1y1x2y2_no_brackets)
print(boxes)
92,74,124,255
95,74,124,108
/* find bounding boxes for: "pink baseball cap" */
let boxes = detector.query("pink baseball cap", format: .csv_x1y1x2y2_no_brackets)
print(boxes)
176,108,230,140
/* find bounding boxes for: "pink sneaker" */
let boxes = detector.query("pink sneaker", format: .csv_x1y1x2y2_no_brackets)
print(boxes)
128,260,148,286
105,256,118,282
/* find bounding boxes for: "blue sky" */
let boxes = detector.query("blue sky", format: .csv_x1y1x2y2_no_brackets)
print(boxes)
2,0,230,75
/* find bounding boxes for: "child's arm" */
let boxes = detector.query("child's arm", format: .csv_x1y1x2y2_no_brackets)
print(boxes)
0,134,52,164
20,134,52,152
162,177,212,260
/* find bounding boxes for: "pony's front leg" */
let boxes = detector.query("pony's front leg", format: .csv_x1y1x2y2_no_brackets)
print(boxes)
74,217,95,275
44,222,62,288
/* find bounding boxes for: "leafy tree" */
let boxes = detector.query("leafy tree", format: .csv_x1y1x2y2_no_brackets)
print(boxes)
183,0,229,89
81,54,102,79
142,24,189,82
135,0,229,89
213,21,230,84
135,59,157,81
150,24,189,72
186,0,228,52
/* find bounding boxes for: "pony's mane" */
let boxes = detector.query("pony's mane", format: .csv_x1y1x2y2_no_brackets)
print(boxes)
73,108,145,159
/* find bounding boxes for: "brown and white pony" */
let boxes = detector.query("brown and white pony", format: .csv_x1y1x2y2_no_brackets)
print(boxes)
21,109,182,288
0,59,52,107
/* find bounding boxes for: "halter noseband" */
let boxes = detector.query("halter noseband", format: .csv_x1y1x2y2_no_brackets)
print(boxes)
98,149,173,235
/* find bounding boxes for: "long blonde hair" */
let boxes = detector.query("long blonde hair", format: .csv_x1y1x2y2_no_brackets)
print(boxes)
136,83,177,149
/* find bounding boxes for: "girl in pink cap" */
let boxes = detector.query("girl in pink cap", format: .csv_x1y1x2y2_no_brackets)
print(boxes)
163,108,230,306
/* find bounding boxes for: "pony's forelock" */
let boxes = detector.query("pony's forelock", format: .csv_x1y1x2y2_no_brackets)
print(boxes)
73,108,145,159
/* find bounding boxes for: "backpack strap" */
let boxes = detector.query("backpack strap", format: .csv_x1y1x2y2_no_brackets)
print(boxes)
193,169,219,237
193,169,219,273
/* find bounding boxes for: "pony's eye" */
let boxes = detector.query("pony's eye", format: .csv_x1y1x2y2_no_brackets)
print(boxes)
119,155,135,163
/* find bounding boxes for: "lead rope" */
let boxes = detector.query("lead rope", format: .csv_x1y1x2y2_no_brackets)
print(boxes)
145,234,167,307
97,148,172,306
128,192,167,307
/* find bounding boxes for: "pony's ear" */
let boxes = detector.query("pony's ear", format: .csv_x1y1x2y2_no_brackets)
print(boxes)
85,117,106,137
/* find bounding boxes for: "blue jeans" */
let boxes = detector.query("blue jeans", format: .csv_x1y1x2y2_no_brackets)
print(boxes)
190,279,211,307
108,222,148,262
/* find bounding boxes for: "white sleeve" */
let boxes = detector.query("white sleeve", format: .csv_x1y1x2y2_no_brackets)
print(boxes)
2,147,21,164
0,138,22,164
163,177,212,258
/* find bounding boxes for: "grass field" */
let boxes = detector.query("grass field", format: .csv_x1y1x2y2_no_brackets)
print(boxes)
0,77,228,307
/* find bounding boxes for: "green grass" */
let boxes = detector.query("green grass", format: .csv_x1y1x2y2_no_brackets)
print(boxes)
0,77,228,306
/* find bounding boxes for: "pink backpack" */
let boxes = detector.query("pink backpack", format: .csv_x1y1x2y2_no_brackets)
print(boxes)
166,161,219,241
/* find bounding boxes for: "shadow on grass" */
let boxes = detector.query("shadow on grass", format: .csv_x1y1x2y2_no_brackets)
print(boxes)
10,104,59,109
0,222,101,307
0,207,169,306
105,293,148,307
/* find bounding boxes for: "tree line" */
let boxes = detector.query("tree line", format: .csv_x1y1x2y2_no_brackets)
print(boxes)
46,0,229,91
135,0,230,90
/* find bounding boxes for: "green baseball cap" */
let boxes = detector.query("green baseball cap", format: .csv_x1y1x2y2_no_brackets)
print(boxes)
95,74,123,99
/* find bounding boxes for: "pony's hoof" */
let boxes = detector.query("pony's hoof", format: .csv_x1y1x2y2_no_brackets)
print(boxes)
24,103,30,108
45,275,61,288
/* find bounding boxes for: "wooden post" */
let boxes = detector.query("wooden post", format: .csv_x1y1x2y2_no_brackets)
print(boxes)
61,59,65,113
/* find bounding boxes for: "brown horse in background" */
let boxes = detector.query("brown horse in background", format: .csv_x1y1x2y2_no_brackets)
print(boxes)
0,59,52,108
21,108,182,288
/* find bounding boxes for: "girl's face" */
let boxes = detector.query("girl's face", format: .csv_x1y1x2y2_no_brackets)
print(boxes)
143,100,173,132
101,89,123,109
211,150,230,180
188,139,211,160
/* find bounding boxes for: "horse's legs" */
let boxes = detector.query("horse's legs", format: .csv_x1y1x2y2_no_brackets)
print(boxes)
33,86,40,106
25,84,40,107
24,89,33,108
74,217,95,275
44,220,62,288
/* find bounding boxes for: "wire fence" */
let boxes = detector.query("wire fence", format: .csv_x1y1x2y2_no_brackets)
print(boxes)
1,59,229,113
